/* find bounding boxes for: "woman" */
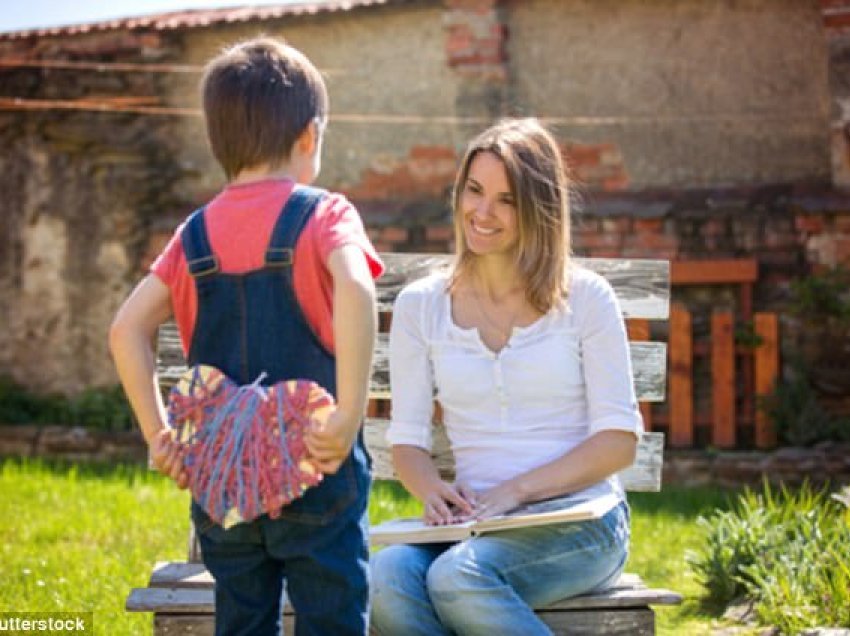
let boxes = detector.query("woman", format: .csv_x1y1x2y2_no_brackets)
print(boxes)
370,118,642,636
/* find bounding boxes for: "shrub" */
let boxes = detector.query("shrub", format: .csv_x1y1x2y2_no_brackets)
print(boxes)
0,376,134,431
688,482,850,632
760,362,850,446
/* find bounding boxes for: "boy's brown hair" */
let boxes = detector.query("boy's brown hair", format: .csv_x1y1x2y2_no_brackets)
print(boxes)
201,37,328,180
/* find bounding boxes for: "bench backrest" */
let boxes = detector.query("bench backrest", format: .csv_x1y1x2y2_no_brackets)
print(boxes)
156,254,670,491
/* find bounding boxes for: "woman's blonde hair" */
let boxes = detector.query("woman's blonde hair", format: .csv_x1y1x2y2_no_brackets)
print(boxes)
450,118,571,313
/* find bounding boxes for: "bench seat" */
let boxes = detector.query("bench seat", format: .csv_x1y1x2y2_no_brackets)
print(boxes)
127,561,683,635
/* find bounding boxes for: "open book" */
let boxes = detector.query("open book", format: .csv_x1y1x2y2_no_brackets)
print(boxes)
370,493,620,545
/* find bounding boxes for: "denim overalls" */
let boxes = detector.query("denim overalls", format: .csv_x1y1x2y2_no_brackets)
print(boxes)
183,186,371,636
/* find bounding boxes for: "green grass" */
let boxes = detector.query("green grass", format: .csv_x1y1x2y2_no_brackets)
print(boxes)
0,458,745,635
627,486,756,635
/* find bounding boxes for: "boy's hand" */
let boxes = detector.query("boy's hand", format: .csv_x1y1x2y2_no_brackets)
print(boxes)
304,409,359,474
149,428,189,489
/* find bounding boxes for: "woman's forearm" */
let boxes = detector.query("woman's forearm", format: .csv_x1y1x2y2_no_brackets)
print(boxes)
508,430,638,504
391,444,445,502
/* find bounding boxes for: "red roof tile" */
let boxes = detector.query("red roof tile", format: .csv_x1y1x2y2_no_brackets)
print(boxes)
0,0,414,41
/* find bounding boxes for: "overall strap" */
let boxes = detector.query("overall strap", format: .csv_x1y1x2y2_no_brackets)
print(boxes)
181,207,220,277
265,186,327,267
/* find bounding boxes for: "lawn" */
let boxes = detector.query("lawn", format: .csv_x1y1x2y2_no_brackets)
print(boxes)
0,457,744,635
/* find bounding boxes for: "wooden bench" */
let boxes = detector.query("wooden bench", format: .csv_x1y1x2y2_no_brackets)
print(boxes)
126,254,683,635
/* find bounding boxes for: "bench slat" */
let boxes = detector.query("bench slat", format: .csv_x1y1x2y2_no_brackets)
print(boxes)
131,562,681,615
379,254,670,319
149,608,656,636
157,328,667,403
370,337,666,402
364,422,664,492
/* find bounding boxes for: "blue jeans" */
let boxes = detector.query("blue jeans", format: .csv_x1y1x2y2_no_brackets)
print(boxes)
370,501,630,636
192,453,371,636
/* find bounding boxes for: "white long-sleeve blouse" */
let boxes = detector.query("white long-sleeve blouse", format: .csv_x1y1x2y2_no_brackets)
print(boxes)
386,265,643,502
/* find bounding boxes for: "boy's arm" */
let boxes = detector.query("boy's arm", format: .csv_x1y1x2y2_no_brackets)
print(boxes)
305,244,377,474
108,274,187,487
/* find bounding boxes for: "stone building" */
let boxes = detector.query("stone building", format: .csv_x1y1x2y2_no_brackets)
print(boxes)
0,0,845,402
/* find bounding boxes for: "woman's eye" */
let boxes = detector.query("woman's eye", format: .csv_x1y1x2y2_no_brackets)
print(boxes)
466,182,482,194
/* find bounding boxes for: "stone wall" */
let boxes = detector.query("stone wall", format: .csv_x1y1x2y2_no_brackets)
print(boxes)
0,0,842,398
1,424,847,488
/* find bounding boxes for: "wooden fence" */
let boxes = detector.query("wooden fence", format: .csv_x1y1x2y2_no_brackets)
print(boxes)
630,259,779,449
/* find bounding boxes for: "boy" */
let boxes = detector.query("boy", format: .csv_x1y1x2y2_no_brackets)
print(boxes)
109,37,383,635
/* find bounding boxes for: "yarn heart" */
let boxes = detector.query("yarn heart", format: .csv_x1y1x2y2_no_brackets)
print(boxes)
167,365,332,528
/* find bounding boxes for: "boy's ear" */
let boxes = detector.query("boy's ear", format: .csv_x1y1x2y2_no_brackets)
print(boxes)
295,120,319,156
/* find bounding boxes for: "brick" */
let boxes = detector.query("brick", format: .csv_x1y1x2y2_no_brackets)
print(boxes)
410,145,456,162
426,225,454,242
598,145,624,166
701,219,727,237
381,227,409,243
444,0,497,11
348,146,457,200
588,248,622,258
633,218,664,233
763,229,796,249
621,246,679,260
835,237,850,264
600,218,631,234
834,214,850,232
794,213,826,233
600,174,630,191
576,233,622,249
564,145,602,168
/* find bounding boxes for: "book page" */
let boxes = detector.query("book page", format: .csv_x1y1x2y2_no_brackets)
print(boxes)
370,494,620,544
473,493,620,534
370,517,476,545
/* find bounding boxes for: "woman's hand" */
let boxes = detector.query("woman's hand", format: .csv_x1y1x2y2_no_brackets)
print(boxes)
422,480,476,526
471,481,523,520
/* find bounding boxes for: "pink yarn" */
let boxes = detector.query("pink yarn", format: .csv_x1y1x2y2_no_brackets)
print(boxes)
167,366,331,528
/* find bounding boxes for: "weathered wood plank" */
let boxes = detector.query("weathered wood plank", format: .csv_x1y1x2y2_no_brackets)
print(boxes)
133,567,679,614
628,322,653,431
158,327,667,403
364,419,665,492
371,336,667,402
154,614,215,636
152,610,653,636
150,562,213,588
711,312,736,449
148,562,648,594
152,609,653,636
379,254,669,319
127,587,214,613
537,608,654,635
671,258,757,285
669,304,693,448
754,312,779,449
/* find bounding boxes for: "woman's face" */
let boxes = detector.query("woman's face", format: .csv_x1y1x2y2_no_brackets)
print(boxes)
459,151,519,258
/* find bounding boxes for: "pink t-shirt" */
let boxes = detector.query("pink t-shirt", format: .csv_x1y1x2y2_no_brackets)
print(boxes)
151,179,384,355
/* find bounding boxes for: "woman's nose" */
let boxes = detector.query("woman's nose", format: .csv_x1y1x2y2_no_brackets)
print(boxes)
473,197,493,219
